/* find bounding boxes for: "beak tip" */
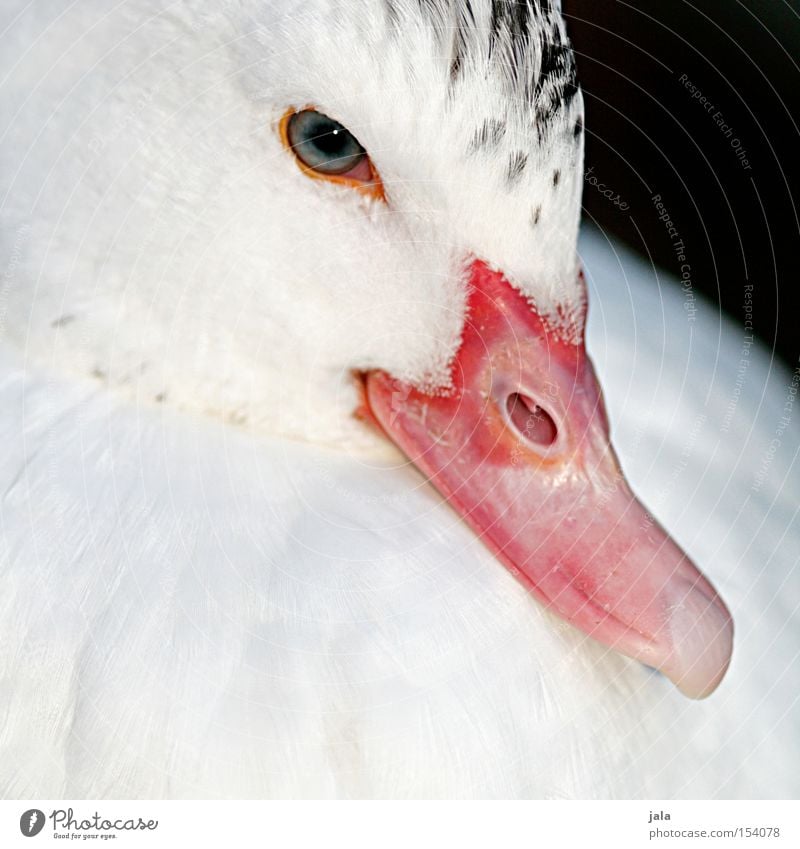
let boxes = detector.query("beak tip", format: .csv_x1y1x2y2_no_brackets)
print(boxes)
364,265,736,702
666,593,734,700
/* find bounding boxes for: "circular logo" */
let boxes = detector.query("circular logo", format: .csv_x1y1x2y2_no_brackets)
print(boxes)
19,809,46,837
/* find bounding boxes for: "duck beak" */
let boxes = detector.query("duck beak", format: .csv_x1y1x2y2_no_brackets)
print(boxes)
364,260,733,699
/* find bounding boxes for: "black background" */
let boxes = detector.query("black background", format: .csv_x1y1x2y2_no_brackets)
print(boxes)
563,0,799,368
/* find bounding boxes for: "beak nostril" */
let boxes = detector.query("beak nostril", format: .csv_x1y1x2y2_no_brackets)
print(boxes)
506,393,558,448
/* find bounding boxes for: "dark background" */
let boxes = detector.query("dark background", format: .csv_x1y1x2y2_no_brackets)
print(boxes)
563,0,800,368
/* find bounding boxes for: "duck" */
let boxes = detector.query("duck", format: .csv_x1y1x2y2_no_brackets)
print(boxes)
0,0,797,798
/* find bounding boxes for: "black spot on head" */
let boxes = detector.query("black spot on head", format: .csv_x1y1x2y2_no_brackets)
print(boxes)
573,117,583,138
531,205,542,227
561,75,578,105
416,0,440,17
507,151,528,184
552,169,561,187
489,0,535,87
470,118,506,152
449,51,463,81
533,19,579,124
385,0,400,30
490,0,531,45
418,0,578,136
449,0,476,82
538,21,574,89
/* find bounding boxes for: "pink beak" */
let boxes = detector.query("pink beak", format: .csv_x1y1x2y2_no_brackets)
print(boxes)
365,260,733,698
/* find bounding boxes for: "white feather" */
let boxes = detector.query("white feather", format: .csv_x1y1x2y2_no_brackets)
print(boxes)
1,228,797,798
0,0,581,449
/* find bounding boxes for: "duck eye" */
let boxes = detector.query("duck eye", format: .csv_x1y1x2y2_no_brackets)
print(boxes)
280,108,383,198
285,109,367,175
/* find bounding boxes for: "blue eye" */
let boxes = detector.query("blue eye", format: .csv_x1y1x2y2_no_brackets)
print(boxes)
286,109,367,175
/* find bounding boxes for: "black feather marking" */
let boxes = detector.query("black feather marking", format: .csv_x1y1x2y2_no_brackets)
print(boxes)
534,21,577,104
507,151,528,184
458,3,476,72
552,169,560,186
489,0,533,46
531,205,542,227
489,0,534,87
417,0,446,37
449,1,476,82
417,1,579,137
385,0,400,30
470,118,506,151
560,73,578,106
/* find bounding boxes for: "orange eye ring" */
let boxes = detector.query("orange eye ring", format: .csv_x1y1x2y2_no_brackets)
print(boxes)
279,107,385,202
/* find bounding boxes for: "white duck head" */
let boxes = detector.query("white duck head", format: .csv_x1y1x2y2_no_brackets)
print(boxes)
1,0,732,697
